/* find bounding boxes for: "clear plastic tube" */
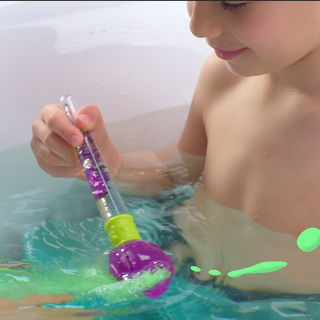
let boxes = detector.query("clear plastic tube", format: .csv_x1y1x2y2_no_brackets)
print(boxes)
59,95,129,224
60,97,174,299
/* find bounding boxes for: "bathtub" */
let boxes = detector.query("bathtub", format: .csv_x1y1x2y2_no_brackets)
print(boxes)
1,2,319,319
0,0,211,149
0,0,209,261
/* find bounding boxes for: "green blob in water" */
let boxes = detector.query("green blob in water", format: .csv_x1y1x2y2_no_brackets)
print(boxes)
227,261,287,278
190,266,221,276
297,227,320,252
190,266,201,272
208,269,221,276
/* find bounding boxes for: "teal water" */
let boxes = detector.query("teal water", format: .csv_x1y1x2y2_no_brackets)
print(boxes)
1,143,320,319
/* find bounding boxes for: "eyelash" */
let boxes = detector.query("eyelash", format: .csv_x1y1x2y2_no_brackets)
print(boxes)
220,1,247,12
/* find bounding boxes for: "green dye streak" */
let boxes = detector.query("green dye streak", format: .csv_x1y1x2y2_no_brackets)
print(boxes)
0,265,171,303
0,266,116,301
208,269,221,276
80,268,171,304
297,227,320,252
227,261,287,278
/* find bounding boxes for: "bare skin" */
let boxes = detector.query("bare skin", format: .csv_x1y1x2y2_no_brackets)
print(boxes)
180,1,320,235
181,52,320,236
29,1,320,295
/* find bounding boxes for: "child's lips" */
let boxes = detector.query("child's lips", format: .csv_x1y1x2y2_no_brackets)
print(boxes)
213,47,247,60
205,38,246,60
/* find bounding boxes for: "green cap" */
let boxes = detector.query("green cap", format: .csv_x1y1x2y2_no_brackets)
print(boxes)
105,214,142,247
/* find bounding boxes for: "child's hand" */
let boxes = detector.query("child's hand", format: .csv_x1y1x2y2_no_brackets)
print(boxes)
30,104,121,179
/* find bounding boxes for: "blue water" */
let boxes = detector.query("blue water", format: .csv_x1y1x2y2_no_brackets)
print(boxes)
1,142,320,319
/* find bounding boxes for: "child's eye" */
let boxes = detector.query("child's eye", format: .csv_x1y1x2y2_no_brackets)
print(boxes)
220,1,247,12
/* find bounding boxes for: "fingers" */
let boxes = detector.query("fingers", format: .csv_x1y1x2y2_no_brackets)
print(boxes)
31,105,80,166
42,104,83,147
31,103,109,179
31,104,82,178
30,131,82,177
32,120,77,166
74,105,110,163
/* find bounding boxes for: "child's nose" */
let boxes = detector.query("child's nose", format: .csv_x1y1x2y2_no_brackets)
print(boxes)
188,1,224,39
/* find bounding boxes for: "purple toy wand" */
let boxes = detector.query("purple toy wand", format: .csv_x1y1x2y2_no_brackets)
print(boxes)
59,95,174,298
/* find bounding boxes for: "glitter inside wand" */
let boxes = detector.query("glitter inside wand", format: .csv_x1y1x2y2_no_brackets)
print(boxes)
59,95,130,224
59,94,174,298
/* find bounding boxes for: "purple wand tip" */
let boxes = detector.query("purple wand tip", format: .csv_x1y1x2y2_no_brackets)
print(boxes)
109,240,175,298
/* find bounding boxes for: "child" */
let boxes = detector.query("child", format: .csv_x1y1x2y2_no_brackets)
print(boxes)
31,1,320,294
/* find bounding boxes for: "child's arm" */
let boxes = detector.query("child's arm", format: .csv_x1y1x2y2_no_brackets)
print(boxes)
178,51,236,157
115,143,205,196
30,103,205,197
177,51,243,176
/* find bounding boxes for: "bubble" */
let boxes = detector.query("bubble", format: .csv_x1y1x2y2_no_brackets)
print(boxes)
297,227,320,252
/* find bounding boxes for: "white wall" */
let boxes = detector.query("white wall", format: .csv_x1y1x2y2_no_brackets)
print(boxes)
0,1,211,148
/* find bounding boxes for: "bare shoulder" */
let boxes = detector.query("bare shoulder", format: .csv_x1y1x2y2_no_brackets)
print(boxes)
178,52,243,156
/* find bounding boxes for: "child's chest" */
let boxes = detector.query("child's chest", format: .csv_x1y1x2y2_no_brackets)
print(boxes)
201,87,320,235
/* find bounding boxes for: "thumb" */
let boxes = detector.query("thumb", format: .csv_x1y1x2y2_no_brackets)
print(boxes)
74,104,104,131
74,104,109,147
73,104,123,177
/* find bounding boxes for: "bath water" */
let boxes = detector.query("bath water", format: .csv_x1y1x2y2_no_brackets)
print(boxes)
1,142,320,319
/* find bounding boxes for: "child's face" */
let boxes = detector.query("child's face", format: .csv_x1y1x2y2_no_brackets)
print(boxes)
187,1,320,77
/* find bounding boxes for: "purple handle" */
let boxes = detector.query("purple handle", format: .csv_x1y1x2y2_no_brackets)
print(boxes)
109,240,175,298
